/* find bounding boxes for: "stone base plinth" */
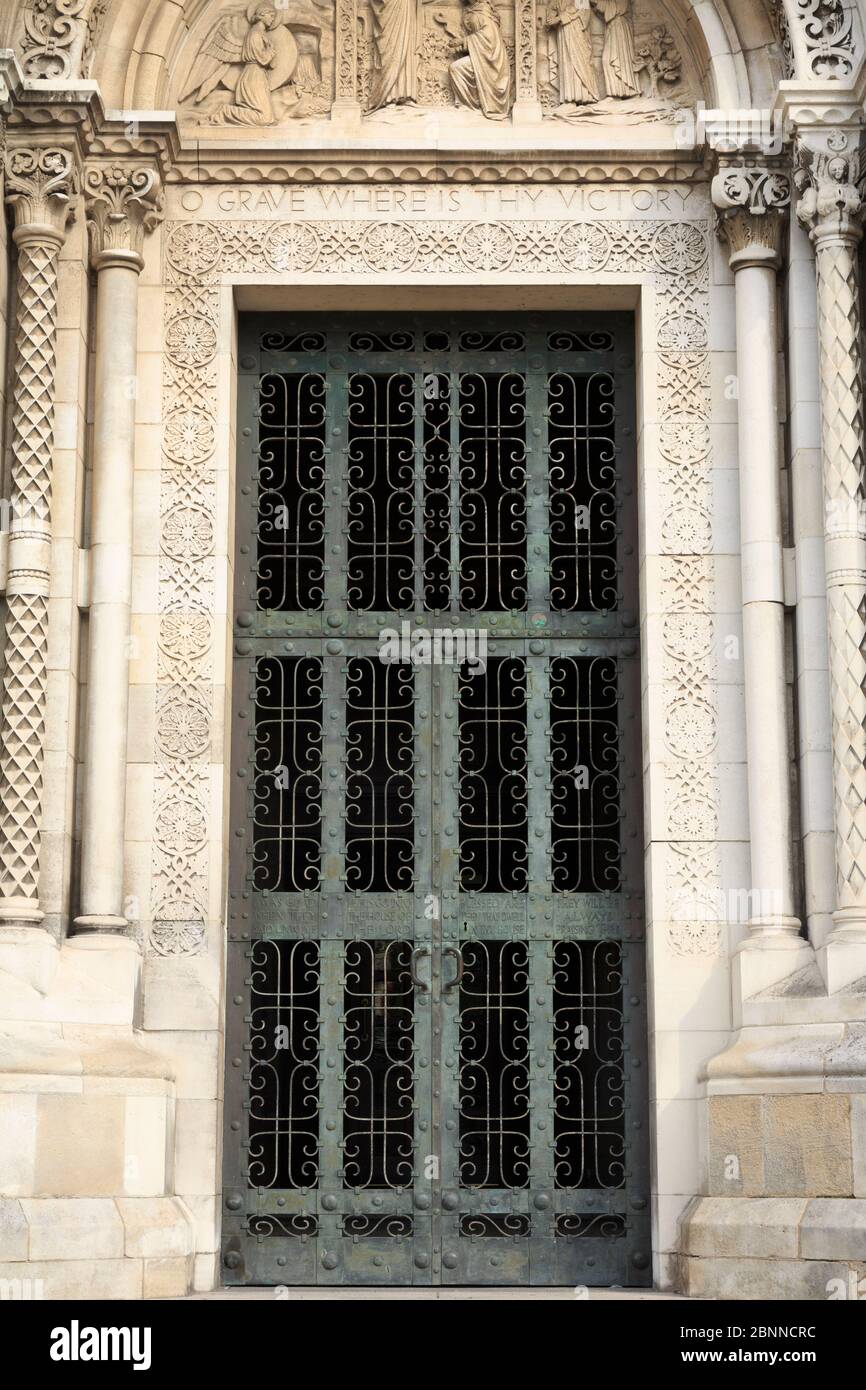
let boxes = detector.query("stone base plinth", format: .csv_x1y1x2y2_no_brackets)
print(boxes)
0,1031,197,1298
677,1017,866,1299
679,1197,866,1299
0,1033,180,1200
0,1196,195,1299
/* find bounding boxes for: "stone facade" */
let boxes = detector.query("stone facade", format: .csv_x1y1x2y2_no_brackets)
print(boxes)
0,0,864,1299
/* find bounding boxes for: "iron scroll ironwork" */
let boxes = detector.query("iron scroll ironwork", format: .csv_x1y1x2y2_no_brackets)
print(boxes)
224,313,649,1288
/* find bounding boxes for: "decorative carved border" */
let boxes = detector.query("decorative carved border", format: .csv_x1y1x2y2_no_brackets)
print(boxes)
775,0,856,80
17,0,109,81
155,210,720,957
161,159,705,188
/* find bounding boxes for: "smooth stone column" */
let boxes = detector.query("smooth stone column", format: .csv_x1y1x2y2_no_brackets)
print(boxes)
73,165,162,937
712,165,804,980
796,137,866,989
0,147,76,936
787,214,836,951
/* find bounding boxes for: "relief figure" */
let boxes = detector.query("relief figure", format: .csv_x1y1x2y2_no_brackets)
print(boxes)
181,2,324,125
592,0,639,98
449,0,511,119
369,0,421,108
546,0,598,105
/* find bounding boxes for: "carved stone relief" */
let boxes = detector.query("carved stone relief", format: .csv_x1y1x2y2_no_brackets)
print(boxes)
173,0,698,126
179,1,335,125
449,0,513,117
156,198,719,956
359,0,516,115
774,0,856,81
540,0,689,122
17,0,109,81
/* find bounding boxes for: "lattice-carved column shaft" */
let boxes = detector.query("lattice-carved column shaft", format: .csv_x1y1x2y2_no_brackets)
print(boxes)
74,164,163,936
712,163,802,943
0,148,76,925
797,137,866,945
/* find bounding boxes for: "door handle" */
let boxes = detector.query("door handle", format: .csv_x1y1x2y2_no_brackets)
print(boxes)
443,945,464,992
410,945,431,993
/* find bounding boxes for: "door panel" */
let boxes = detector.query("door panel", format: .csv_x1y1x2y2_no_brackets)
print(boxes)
223,314,649,1287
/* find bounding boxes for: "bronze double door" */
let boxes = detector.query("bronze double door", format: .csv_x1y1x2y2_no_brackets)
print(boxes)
222,314,650,1287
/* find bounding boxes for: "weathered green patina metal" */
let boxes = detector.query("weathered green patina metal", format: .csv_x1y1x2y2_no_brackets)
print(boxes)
223,314,649,1287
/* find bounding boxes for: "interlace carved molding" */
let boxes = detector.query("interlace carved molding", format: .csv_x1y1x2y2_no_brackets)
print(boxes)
17,0,109,81
775,0,857,80
335,0,358,102
797,0,856,79
154,206,719,956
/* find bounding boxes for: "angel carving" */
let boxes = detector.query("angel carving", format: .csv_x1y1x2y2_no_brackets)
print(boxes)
180,2,325,125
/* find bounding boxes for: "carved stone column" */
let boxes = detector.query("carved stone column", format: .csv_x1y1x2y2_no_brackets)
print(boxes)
512,0,542,123
796,134,866,983
712,164,803,956
73,165,162,937
332,0,361,123
0,148,76,929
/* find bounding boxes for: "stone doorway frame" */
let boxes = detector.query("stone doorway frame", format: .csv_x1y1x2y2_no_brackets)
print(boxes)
147,204,728,1288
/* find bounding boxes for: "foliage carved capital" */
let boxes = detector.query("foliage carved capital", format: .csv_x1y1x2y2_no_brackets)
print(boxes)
4,146,77,244
84,164,164,266
711,165,790,268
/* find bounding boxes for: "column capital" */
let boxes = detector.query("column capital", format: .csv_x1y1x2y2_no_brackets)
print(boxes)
711,162,791,271
4,146,77,247
84,163,163,271
794,131,866,246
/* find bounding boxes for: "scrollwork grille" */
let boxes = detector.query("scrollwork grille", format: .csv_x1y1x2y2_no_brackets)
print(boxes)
458,941,531,1189
553,940,625,1190
252,657,323,893
458,657,528,893
256,371,326,611
548,371,618,612
422,370,452,611
549,656,621,893
248,939,320,1191
458,372,528,611
343,940,416,1190
347,372,416,611
227,313,647,1288
345,658,415,892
